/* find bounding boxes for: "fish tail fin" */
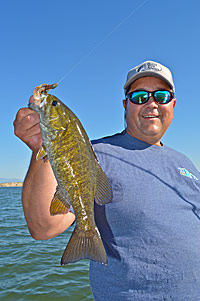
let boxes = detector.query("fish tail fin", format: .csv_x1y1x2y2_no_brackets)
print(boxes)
61,226,107,265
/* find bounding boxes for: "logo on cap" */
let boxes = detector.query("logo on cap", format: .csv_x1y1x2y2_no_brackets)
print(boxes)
137,62,162,73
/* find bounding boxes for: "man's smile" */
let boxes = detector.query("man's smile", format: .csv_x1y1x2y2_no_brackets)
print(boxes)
142,115,159,119
142,114,160,119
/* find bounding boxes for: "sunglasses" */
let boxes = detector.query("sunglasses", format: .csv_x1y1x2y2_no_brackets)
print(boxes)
126,90,175,105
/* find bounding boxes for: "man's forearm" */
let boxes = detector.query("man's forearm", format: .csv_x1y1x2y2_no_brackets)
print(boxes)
22,153,75,240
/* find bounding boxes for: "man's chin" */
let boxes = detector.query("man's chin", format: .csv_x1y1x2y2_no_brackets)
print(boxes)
142,125,161,137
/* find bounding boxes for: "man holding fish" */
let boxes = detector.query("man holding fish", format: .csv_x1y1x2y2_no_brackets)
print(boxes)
14,60,200,300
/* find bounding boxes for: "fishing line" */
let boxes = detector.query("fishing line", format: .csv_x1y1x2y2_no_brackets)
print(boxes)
57,0,149,85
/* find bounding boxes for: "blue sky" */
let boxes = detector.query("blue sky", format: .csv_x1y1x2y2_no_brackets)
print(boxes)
1,0,200,180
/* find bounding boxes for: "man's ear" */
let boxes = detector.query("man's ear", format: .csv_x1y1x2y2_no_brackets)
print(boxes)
173,98,176,108
123,99,127,110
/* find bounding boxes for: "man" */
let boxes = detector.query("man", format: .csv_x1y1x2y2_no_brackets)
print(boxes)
14,60,200,300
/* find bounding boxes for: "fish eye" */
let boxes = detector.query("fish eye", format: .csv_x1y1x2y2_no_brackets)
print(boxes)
52,100,58,106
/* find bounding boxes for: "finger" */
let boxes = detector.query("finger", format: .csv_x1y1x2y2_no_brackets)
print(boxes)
13,94,36,125
20,113,40,132
25,122,41,138
23,133,43,153
14,108,34,126
18,123,43,153
14,114,40,137
14,112,40,141
29,95,35,104
29,134,43,150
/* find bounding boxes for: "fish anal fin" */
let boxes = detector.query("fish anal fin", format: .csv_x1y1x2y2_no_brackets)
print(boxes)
94,163,113,206
50,186,70,215
36,145,48,161
61,226,107,265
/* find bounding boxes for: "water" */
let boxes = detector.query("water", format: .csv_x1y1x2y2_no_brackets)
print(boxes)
0,187,93,300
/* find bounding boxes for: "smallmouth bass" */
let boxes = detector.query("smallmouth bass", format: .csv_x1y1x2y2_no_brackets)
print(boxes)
28,84,112,265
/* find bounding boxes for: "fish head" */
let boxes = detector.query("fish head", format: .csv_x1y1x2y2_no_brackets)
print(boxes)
28,84,71,131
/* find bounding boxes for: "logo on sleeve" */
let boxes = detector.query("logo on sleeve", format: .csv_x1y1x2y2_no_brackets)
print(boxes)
178,168,198,181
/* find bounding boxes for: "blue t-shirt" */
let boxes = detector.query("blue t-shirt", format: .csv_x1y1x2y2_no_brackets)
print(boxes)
90,131,200,301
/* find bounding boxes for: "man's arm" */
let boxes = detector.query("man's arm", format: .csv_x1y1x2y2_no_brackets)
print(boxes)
13,102,75,240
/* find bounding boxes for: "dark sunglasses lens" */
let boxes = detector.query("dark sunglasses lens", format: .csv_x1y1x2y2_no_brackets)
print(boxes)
154,91,171,104
131,91,149,104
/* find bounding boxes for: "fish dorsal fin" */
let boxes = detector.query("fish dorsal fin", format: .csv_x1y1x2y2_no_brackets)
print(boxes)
50,186,70,215
94,162,113,206
36,145,48,161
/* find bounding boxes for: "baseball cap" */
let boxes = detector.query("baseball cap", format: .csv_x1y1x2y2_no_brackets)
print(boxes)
124,60,175,95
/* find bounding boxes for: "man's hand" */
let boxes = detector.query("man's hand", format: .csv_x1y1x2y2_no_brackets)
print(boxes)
13,96,43,153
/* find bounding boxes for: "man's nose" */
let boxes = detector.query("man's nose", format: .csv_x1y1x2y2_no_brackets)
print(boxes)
146,95,158,107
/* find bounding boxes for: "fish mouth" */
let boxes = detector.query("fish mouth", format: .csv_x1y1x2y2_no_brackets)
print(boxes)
28,95,47,113
28,83,58,112
28,101,38,112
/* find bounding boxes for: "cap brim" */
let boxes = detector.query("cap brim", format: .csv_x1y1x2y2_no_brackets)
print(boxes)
124,71,174,93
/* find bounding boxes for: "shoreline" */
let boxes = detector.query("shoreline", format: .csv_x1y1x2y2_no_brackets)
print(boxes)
0,182,23,187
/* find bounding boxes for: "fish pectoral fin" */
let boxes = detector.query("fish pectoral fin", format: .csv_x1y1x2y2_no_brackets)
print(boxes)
61,226,107,265
36,144,48,161
50,186,70,215
94,162,113,206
